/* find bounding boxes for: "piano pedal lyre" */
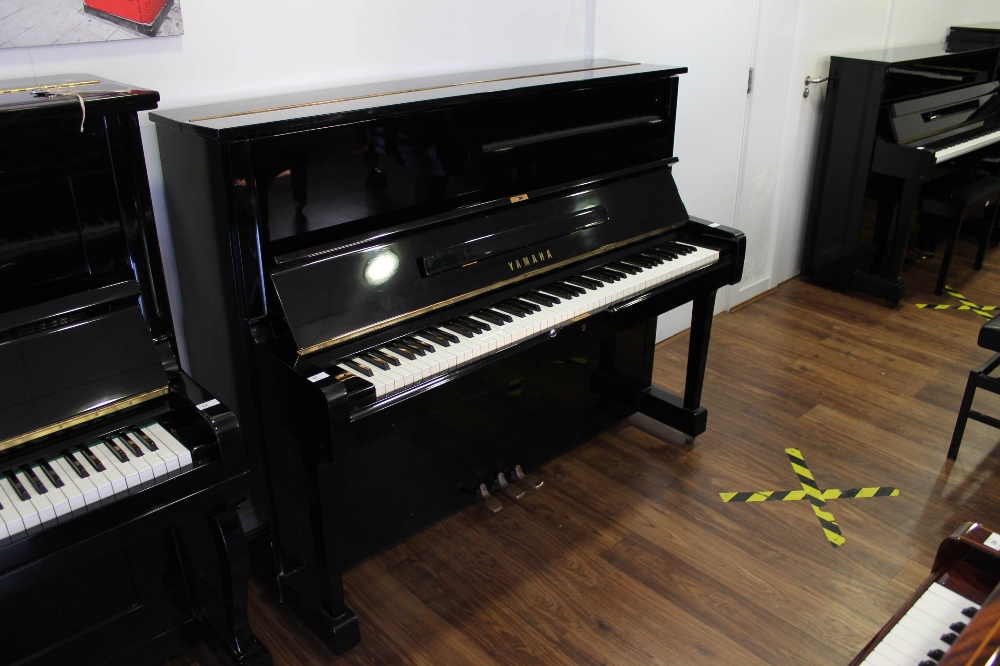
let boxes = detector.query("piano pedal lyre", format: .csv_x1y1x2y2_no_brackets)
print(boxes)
496,472,526,500
512,464,543,490
476,483,503,514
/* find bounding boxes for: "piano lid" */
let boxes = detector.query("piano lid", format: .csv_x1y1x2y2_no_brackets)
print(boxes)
148,60,687,140
0,74,158,125
836,42,1000,64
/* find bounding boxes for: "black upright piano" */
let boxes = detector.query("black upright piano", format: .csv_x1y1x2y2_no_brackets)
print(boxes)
804,44,1000,305
150,60,746,652
0,76,269,665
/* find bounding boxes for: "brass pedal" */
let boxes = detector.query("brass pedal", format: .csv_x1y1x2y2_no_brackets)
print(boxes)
512,464,543,490
477,483,503,514
497,472,526,500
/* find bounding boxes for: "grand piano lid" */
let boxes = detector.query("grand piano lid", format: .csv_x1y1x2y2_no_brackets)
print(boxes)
148,59,687,140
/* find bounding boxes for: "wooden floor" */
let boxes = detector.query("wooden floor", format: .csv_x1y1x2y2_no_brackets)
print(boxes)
192,241,1000,666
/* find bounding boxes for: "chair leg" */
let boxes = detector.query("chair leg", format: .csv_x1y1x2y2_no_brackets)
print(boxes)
948,369,981,460
975,196,1000,270
935,211,961,296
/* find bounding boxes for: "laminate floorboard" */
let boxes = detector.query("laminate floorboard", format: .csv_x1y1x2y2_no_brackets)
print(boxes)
175,240,1000,665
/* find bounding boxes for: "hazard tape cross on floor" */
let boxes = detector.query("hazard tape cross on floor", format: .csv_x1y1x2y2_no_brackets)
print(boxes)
915,285,996,319
719,448,900,548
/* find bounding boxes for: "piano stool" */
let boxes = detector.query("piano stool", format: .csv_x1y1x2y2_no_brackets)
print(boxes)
917,169,1000,296
949,317,1000,460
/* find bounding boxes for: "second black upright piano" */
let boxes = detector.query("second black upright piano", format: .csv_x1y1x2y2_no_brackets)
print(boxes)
150,60,746,652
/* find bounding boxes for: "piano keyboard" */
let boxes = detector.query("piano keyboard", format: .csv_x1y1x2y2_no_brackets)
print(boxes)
0,422,193,545
333,242,719,399
931,127,1000,163
859,582,980,666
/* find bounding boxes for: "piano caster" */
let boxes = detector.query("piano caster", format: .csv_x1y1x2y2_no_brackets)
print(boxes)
512,464,543,490
477,483,503,514
684,435,695,444
496,472,526,500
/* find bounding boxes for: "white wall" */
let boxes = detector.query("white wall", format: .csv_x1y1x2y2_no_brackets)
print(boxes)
595,1,759,341
0,0,590,362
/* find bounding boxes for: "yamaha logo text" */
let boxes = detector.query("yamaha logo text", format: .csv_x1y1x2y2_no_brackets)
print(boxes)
508,249,553,272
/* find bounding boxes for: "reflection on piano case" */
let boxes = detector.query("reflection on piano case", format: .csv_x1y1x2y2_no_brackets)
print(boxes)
804,44,1000,306
0,76,269,665
851,522,1000,666
150,60,746,652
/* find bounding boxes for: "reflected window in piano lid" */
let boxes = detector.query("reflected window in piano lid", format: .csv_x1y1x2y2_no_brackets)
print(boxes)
364,249,400,286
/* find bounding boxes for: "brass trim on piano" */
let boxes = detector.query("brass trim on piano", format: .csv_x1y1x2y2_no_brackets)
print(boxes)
0,80,101,95
296,225,675,356
189,63,639,123
0,386,169,453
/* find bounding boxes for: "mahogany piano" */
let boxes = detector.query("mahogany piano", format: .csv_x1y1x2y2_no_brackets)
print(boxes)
804,44,1000,306
0,76,269,665
150,60,746,652
851,522,1000,666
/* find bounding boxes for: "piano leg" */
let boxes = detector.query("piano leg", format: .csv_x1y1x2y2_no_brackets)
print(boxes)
178,498,272,666
886,175,922,299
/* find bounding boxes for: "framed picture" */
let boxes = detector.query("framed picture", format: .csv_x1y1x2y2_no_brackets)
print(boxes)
1,0,183,48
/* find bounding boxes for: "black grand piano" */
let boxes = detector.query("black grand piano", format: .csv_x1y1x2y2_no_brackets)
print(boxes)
0,76,269,665
804,44,1000,305
150,60,745,652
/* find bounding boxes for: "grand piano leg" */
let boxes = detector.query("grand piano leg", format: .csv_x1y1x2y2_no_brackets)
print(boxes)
636,290,715,439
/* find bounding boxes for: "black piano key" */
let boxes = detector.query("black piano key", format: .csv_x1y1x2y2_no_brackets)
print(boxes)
387,342,417,359
456,316,489,332
80,446,106,472
357,352,390,370
342,359,375,377
64,451,90,478
666,242,695,255
404,336,434,352
479,308,512,324
6,473,31,501
963,607,978,618
589,268,621,282
473,309,506,325
606,261,641,275
442,323,476,339
118,435,145,457
369,350,400,367
131,429,159,452
950,621,967,633
397,339,427,356
494,303,527,318
522,292,558,306
647,248,678,260
104,440,129,463
38,460,65,488
565,276,601,290
554,281,586,295
624,254,655,268
508,298,541,312
927,649,945,660
22,467,47,494
427,326,460,343
941,632,958,645
639,252,665,265
541,284,575,299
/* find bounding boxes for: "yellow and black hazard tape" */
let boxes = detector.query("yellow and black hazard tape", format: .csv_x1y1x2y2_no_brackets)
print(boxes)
720,486,899,502
915,286,995,319
786,448,845,547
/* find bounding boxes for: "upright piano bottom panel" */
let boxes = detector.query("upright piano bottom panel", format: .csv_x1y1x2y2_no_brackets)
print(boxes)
326,320,647,570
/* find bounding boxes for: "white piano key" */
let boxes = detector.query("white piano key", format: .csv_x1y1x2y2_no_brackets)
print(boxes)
3,476,41,532
88,444,129,498
935,128,1000,162
45,461,86,516
30,468,73,523
145,423,193,468
100,441,142,491
52,457,99,511
112,437,155,485
126,432,169,479
0,481,22,542
15,471,56,525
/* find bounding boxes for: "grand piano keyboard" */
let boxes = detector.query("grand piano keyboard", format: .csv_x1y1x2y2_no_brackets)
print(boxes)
0,422,193,544
858,582,980,666
332,242,719,400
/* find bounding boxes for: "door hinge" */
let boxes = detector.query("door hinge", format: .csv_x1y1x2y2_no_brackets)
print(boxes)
747,67,754,94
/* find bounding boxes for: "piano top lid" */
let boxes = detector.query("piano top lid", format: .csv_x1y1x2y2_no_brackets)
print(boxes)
834,42,1000,64
951,21,1000,33
148,59,687,140
0,73,158,121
